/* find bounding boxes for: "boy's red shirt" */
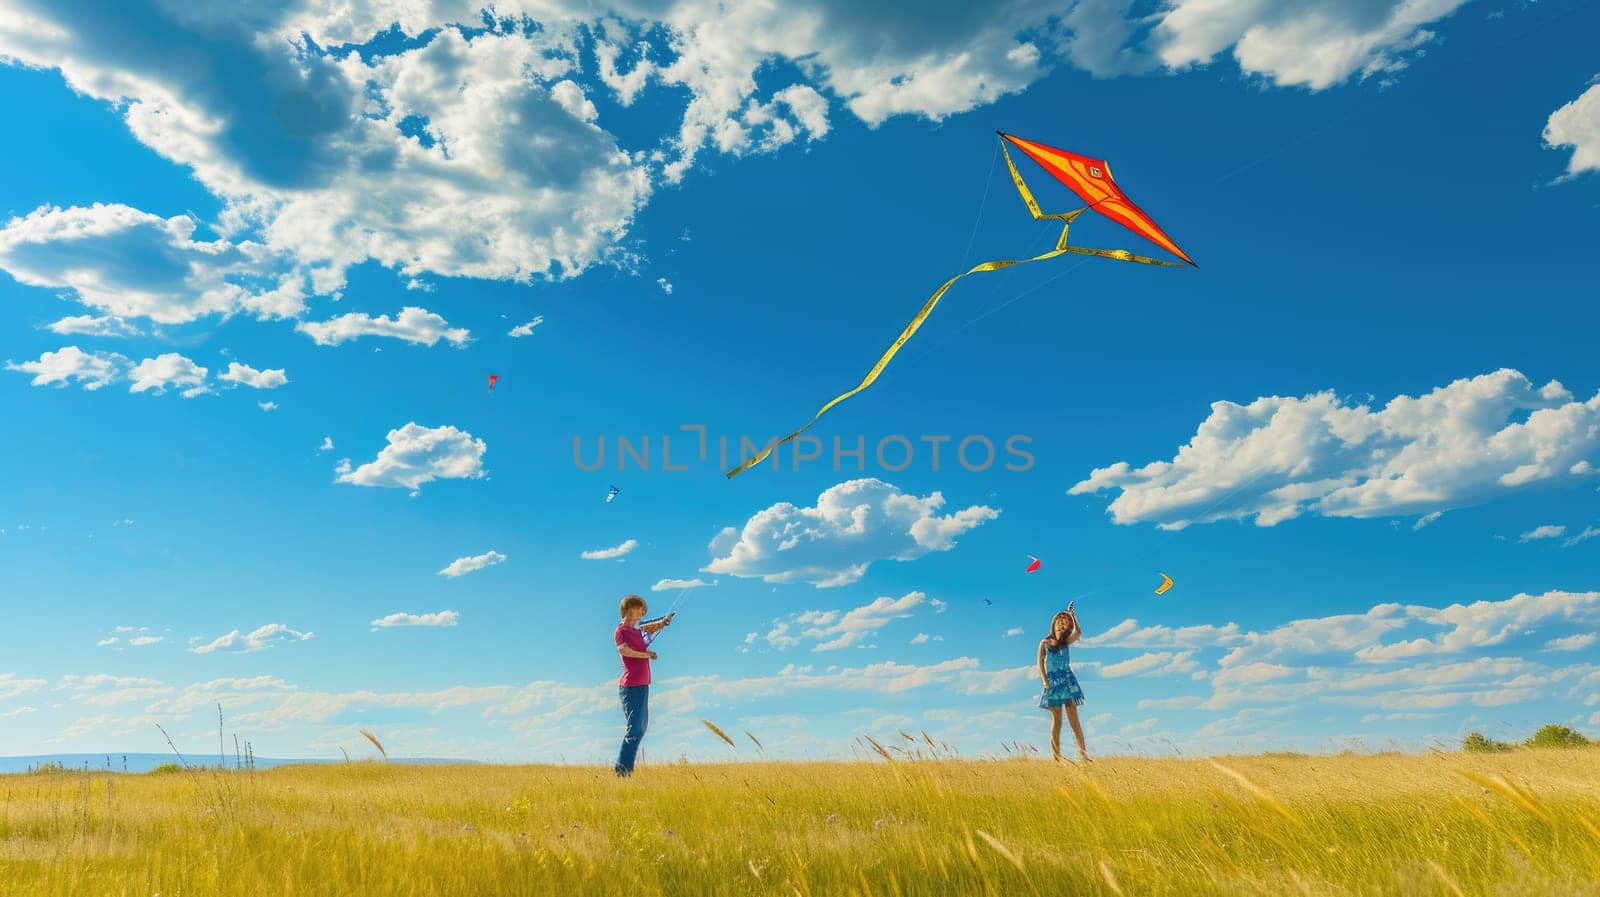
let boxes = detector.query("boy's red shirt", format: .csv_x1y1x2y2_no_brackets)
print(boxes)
615,622,651,686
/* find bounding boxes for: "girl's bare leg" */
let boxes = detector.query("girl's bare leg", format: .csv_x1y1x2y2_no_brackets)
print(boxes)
1048,706,1063,760
1065,704,1089,761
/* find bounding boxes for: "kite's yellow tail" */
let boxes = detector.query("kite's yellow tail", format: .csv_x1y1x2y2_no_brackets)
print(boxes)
725,142,1179,478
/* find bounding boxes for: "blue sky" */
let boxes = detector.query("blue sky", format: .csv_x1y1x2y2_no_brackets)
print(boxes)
0,0,1597,763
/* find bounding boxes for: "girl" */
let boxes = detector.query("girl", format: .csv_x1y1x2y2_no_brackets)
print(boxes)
1037,602,1089,762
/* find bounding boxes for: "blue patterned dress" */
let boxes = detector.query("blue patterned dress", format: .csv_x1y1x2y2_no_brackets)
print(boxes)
1038,642,1085,709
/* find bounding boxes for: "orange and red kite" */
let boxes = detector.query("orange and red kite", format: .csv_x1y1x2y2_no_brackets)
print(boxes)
728,132,1195,477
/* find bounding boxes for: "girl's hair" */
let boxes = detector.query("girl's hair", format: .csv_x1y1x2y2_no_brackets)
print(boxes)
619,594,647,617
1043,611,1076,652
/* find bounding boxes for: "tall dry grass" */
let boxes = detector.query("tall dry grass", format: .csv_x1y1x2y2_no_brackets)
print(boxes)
1,749,1597,895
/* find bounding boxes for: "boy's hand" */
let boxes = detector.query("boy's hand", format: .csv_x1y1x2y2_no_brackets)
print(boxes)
647,651,658,660
663,613,675,626
1067,600,1076,616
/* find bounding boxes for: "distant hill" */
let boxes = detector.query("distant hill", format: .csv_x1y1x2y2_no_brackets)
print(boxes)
0,753,474,773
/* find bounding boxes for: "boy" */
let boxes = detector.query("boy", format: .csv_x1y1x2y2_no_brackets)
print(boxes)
614,594,672,776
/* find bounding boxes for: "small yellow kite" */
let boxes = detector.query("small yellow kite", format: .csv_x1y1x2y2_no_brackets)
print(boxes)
727,131,1196,477
1155,572,1174,595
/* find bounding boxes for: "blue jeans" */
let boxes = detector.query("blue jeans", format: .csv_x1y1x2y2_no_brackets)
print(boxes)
615,685,649,776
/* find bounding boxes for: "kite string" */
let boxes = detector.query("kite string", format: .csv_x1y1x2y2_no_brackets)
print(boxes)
957,141,1001,270
645,585,696,645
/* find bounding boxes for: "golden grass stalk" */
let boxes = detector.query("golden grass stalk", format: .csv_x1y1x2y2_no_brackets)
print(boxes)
746,731,765,754
1098,860,1125,896
862,734,894,763
701,719,737,751
359,729,387,760
974,830,1024,871
1427,860,1466,897
1208,760,1295,823
1457,770,1549,823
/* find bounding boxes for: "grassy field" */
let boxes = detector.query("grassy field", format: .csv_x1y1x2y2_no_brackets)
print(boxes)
2,749,1599,896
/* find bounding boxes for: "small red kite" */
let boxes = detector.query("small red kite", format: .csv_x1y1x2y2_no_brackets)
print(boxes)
488,374,499,393
1025,555,1042,574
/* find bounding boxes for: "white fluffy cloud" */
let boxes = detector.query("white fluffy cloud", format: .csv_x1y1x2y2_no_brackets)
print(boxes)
705,479,998,587
1100,650,1199,678
0,0,1478,332
1151,0,1466,90
582,539,638,561
0,673,48,700
44,315,141,337
1544,81,1600,180
296,307,469,348
1565,526,1600,548
371,610,459,629
1350,591,1600,665
652,577,715,591
755,592,930,653
438,550,507,578
191,623,314,654
218,362,288,389
0,203,301,324
1071,369,1600,529
335,423,487,495
1519,525,1567,543
128,353,209,397
5,346,125,390
508,315,545,338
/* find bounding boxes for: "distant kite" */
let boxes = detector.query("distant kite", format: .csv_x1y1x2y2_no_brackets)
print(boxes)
1025,555,1042,574
1155,572,1174,595
726,131,1193,477
488,374,499,393
606,485,620,504
982,598,993,606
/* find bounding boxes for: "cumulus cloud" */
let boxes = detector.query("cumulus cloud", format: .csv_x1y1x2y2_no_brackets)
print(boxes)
0,673,47,701
910,633,943,645
218,361,287,389
756,592,931,652
1545,633,1597,652
1101,651,1200,678
336,423,487,495
257,401,278,412
127,353,210,397
1544,81,1600,180
1086,619,1247,650
582,539,638,561
43,315,141,337
318,437,334,452
705,479,998,587
1150,0,1466,90
1519,525,1567,543
508,315,545,338
191,623,314,654
296,307,469,348
1003,627,1024,638
5,346,126,390
371,610,459,629
0,203,303,324
1071,370,1600,529
1564,526,1600,548
0,0,1476,340
652,577,715,591
438,550,507,578
1349,591,1600,665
